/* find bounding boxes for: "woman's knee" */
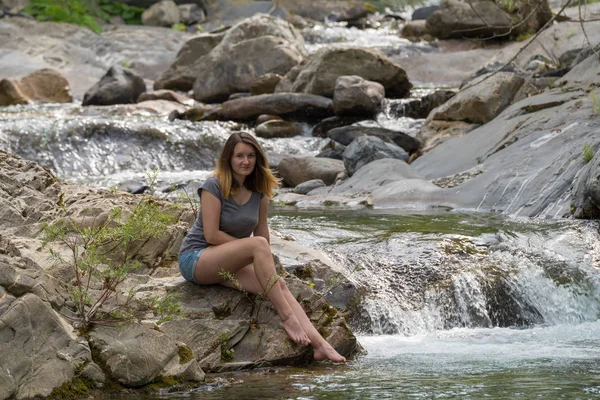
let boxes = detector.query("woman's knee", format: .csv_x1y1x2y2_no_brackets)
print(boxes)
249,236,271,254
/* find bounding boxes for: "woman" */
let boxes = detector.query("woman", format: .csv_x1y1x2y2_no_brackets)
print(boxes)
178,132,346,363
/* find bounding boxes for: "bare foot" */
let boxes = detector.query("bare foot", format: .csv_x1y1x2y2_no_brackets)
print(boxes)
281,315,311,345
313,342,346,363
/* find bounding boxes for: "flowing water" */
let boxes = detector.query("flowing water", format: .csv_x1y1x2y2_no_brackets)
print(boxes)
2,10,600,400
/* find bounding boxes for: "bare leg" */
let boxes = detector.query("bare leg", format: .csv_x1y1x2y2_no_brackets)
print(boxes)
224,264,346,363
195,237,310,345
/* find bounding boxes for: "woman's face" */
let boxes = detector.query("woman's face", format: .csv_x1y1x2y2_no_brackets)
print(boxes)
230,142,257,180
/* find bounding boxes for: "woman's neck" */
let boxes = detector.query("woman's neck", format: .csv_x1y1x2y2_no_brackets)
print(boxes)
232,173,245,188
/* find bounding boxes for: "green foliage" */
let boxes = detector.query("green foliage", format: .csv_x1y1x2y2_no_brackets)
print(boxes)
23,0,143,33
591,90,600,115
97,0,143,25
149,293,183,324
219,333,235,363
24,0,103,33
42,181,175,330
583,144,594,164
171,23,187,31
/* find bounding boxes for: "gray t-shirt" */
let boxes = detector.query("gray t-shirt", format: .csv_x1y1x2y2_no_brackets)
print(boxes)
179,176,263,255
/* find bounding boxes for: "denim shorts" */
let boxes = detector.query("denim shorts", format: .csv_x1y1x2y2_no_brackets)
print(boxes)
178,249,204,283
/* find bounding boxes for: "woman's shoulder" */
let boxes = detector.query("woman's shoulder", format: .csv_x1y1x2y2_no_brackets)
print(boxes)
199,176,223,200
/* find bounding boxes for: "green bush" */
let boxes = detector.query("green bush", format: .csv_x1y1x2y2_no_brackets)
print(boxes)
23,0,144,33
583,144,594,164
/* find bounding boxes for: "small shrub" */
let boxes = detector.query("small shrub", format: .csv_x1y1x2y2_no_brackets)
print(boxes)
171,23,186,31
583,144,594,164
591,90,600,115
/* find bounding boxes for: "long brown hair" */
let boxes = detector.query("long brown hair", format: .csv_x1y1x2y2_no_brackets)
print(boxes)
214,132,280,199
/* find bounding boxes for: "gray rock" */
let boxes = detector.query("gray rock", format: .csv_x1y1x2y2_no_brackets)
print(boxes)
255,120,303,139
278,157,346,187
333,75,385,116
428,72,525,124
316,140,346,160
388,90,456,120
294,179,326,194
412,5,439,20
311,115,367,138
142,0,181,27
415,120,480,155
154,31,226,91
90,324,180,387
250,73,282,95
191,14,306,102
217,93,334,121
328,125,421,154
137,89,194,106
276,47,411,99
178,3,205,25
343,135,409,176
0,294,91,399
82,66,146,106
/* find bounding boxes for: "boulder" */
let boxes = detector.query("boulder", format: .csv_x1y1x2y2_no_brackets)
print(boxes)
0,69,72,106
178,3,205,25
256,114,282,125
191,14,306,102
89,324,188,387
343,135,409,176
316,140,346,160
142,0,180,27
426,0,513,39
388,90,456,119
82,66,146,106
328,126,421,154
255,120,303,139
333,75,385,116
0,294,91,399
276,47,411,99
137,89,194,106
427,72,525,124
154,31,226,91
278,157,346,187
250,73,283,95
294,179,326,194
216,93,334,121
401,20,428,38
412,5,439,20
311,115,367,138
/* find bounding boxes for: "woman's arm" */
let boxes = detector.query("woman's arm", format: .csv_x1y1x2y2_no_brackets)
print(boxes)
201,190,238,245
253,196,270,243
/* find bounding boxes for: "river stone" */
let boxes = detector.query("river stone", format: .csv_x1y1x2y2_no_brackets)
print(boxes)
343,135,409,176
328,126,421,154
250,73,283,95
0,293,91,400
154,31,226,91
388,90,456,119
90,324,181,387
427,72,525,124
311,115,367,138
256,114,282,125
276,47,411,99
255,120,303,139
426,0,513,39
412,5,439,20
278,157,346,187
178,3,205,25
217,93,334,121
401,20,428,38
0,69,72,106
82,66,146,106
137,89,194,106
191,14,306,102
294,179,326,194
333,75,385,116
142,0,181,27
316,140,346,160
